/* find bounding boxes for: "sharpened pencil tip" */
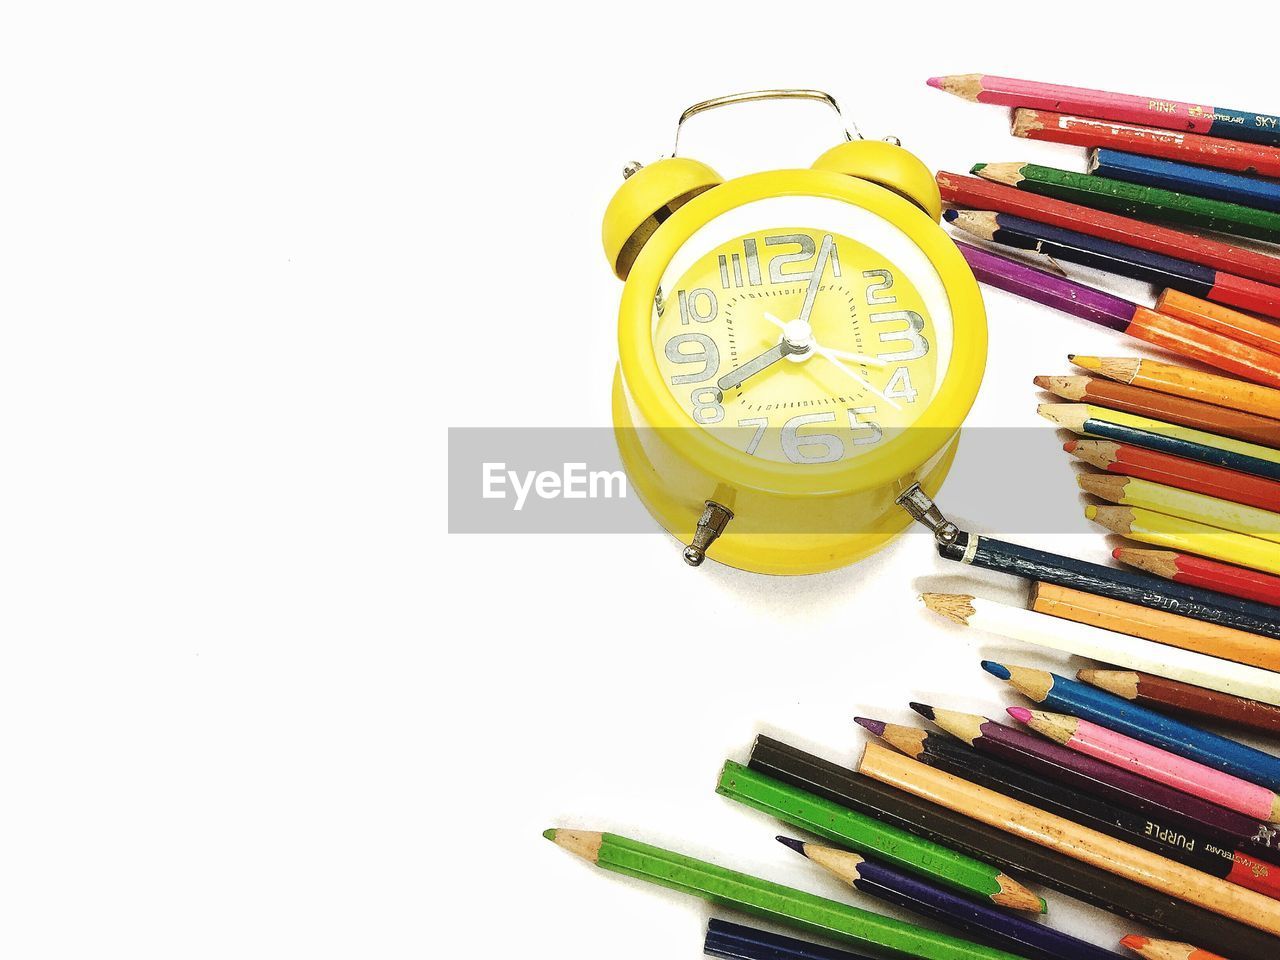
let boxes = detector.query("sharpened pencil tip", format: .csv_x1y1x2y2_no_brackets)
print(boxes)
542,828,557,841
1119,935,1148,951
981,660,1012,680
1007,706,1032,723
775,836,808,857
942,208,958,222
1032,375,1050,389
1062,439,1077,453
908,701,936,720
926,76,942,90
854,716,887,736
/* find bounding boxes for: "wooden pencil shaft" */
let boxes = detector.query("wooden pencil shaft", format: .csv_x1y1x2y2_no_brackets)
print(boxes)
856,742,1280,936
1074,414,1280,482
975,161,1280,243
936,172,1280,287
1084,475,1280,547
1089,357,1280,419
550,829,1026,960
704,920,877,960
937,532,1280,637
1095,503,1280,577
1124,548,1280,607
1115,670,1280,736
1093,149,1280,214
747,736,1280,960
929,75,1280,148
1157,288,1280,358
715,761,1021,906
1012,110,1280,179
1031,581,1280,672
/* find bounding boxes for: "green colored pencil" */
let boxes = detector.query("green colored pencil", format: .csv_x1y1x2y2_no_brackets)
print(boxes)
972,162,1280,244
543,828,1028,960
716,760,1044,912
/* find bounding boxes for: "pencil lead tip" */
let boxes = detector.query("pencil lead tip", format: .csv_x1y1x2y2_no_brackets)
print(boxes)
775,835,808,857
542,828,557,841
1119,935,1148,951
942,208,958,222
1062,439,1077,453
908,701,936,720
854,716,887,736
1066,354,1075,361
969,162,987,174
1007,706,1033,723
1032,375,1051,389
981,660,1012,680
926,76,942,90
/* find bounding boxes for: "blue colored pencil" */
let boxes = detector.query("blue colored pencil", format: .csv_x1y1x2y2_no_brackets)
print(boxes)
983,661,1280,794
778,837,1113,960
705,920,876,960
1052,408,1280,482
1092,149,1280,214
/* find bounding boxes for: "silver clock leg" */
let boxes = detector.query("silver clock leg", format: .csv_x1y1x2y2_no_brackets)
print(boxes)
683,500,734,567
895,483,960,547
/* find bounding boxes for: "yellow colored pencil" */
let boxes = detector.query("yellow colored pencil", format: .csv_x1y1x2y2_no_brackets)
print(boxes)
1039,404,1280,466
1079,474,1280,545
1087,504,1280,576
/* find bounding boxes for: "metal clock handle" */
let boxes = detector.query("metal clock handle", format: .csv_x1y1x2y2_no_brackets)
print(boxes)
672,89,863,157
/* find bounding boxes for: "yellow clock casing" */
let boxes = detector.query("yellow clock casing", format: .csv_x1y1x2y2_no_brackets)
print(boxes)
606,91,986,575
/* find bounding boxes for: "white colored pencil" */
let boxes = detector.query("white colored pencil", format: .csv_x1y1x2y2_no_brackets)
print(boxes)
922,593,1280,706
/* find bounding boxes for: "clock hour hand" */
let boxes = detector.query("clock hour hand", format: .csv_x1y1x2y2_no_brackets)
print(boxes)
716,339,808,397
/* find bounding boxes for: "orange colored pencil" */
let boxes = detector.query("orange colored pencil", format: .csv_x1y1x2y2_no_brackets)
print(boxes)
1038,376,1280,447
1071,356,1280,419
1157,289,1280,358
1126,308,1280,389
1121,934,1227,960
1030,580,1280,672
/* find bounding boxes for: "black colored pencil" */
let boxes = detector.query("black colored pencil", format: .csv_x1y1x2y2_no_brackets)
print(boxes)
705,919,876,960
937,531,1280,638
857,718,1280,896
748,735,1280,960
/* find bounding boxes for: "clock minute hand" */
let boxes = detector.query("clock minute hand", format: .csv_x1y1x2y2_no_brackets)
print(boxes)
716,340,807,396
795,234,835,326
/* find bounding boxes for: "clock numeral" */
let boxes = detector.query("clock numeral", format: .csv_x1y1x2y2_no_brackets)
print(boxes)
848,406,883,445
872,309,929,362
885,366,918,403
863,269,896,305
781,412,844,464
690,387,724,425
718,239,763,289
664,333,720,385
678,287,718,324
765,234,842,284
737,417,768,456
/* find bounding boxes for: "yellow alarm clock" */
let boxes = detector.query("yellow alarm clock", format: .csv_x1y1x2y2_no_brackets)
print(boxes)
606,90,986,575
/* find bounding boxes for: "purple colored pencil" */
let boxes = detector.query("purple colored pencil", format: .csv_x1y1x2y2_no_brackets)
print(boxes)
777,837,1117,960
954,240,1136,331
908,703,1280,862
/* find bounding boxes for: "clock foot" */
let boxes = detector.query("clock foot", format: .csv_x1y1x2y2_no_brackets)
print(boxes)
683,500,734,567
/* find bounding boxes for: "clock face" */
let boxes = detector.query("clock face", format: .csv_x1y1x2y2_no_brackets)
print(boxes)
652,197,952,464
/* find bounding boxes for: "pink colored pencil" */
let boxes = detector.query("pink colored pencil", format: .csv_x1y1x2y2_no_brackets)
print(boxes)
1008,707,1280,824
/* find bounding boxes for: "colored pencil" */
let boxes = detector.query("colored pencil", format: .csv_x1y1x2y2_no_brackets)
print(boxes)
1011,109,1280,179
1040,403,1280,480
855,741,1280,935
948,209,1280,320
1088,503,1280,576
704,920,878,960
1114,546,1280,606
1081,473,1280,548
936,531,1280,638
1071,355,1280,420
924,591,1280,704
1010,708,1280,824
1031,578,1280,671
748,735,1280,959
1093,149,1280,213
860,717,1280,896
715,760,1042,911
1080,668,1280,737
927,75,1280,148
779,835,1118,960
957,243,1280,388
972,161,1280,243
543,829,1027,960
981,660,1280,794
1038,375,1280,447
1066,439,1280,514
1121,934,1227,960
937,172,1280,287
1157,288,1280,358
914,704,1280,866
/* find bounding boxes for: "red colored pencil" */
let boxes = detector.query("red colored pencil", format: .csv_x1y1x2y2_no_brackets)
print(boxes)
1064,438,1280,512
936,172,1280,287
1114,547,1280,607
1012,110,1280,178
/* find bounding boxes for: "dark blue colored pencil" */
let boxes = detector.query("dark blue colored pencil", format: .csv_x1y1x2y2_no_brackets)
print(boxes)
1071,412,1280,482
778,836,1116,960
704,919,876,960
937,532,1280,637
982,660,1280,795
1092,149,1280,214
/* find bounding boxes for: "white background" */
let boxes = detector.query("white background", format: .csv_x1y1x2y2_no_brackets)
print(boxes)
3,2,1275,957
